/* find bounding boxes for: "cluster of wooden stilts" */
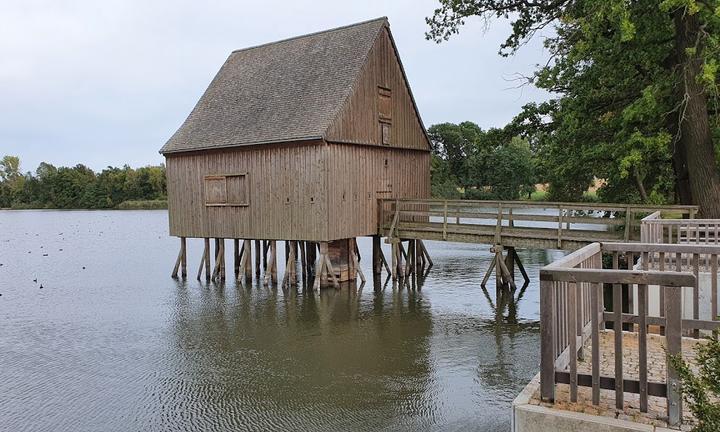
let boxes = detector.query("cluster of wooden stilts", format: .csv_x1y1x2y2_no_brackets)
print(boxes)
372,236,433,285
171,237,365,291
172,236,527,295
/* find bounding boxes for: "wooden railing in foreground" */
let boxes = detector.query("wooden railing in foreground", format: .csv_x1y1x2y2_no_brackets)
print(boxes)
641,210,720,245
378,199,698,250
540,242,720,427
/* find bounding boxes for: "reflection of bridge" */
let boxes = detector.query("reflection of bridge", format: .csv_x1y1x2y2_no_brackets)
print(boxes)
373,199,698,289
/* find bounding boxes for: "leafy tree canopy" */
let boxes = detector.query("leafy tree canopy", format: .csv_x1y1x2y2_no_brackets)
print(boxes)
428,122,535,200
427,0,720,215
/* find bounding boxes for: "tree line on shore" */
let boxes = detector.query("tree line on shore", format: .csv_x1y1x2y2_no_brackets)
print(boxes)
0,155,166,209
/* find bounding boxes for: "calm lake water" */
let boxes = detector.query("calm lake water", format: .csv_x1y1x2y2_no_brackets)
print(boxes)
0,210,565,431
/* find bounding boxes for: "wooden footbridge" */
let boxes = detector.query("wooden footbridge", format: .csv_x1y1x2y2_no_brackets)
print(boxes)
374,199,698,289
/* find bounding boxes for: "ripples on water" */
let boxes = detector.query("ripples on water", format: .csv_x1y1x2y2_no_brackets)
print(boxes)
0,211,565,431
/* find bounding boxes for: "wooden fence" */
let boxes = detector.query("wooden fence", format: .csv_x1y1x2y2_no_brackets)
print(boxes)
540,242,720,427
379,199,698,250
641,210,720,245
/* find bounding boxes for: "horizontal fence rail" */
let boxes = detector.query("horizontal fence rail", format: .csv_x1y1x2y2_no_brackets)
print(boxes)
378,199,698,250
540,241,720,427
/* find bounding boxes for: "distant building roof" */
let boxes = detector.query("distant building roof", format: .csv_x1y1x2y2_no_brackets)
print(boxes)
161,17,391,154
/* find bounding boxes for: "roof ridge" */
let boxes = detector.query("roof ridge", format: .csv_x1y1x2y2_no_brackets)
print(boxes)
230,16,388,54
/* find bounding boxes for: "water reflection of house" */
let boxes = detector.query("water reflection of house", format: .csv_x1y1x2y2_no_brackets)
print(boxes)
166,284,436,429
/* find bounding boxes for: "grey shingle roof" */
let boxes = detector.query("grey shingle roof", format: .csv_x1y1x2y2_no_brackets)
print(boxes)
160,17,388,154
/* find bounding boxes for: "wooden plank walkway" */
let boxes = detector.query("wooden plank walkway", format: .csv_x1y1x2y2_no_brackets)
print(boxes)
378,199,698,251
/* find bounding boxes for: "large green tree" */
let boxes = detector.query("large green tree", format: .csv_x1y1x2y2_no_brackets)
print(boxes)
428,122,535,199
427,0,720,216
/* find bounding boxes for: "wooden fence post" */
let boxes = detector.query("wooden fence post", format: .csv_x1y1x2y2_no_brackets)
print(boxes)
495,203,503,244
624,207,632,241
665,284,683,427
557,207,564,249
540,275,556,401
443,200,448,240
591,281,601,405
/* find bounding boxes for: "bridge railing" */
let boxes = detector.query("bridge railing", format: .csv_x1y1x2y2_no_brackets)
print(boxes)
641,210,720,245
540,241,720,427
378,199,698,247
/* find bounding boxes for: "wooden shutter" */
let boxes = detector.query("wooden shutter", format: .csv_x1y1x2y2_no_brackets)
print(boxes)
226,174,248,206
204,173,249,206
205,176,227,205
378,87,392,121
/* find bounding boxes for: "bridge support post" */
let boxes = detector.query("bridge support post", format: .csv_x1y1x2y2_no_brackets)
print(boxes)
482,245,528,290
418,240,433,269
505,247,515,284
512,248,530,286
502,247,529,288
481,255,496,287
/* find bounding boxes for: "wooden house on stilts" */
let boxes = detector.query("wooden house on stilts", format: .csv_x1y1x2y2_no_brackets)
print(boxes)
161,17,431,288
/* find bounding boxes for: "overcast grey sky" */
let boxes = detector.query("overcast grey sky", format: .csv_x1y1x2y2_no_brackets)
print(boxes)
0,0,551,172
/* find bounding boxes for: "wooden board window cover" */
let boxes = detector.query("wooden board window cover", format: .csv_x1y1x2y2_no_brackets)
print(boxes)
204,173,249,206
378,86,392,121
380,121,391,145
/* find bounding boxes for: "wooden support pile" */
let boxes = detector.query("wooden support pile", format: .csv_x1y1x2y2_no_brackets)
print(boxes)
282,240,298,288
172,236,389,290
171,237,187,279
263,240,278,285
211,238,226,281
481,245,529,290
197,238,211,281
383,237,432,285
313,241,339,290
351,239,366,284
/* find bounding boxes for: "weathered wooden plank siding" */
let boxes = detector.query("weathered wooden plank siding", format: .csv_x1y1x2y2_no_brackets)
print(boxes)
326,143,430,240
166,140,328,240
324,26,429,151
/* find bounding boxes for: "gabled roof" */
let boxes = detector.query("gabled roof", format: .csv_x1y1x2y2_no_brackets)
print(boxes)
161,18,392,154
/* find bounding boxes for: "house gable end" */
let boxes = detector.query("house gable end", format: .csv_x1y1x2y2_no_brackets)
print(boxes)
323,26,431,151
